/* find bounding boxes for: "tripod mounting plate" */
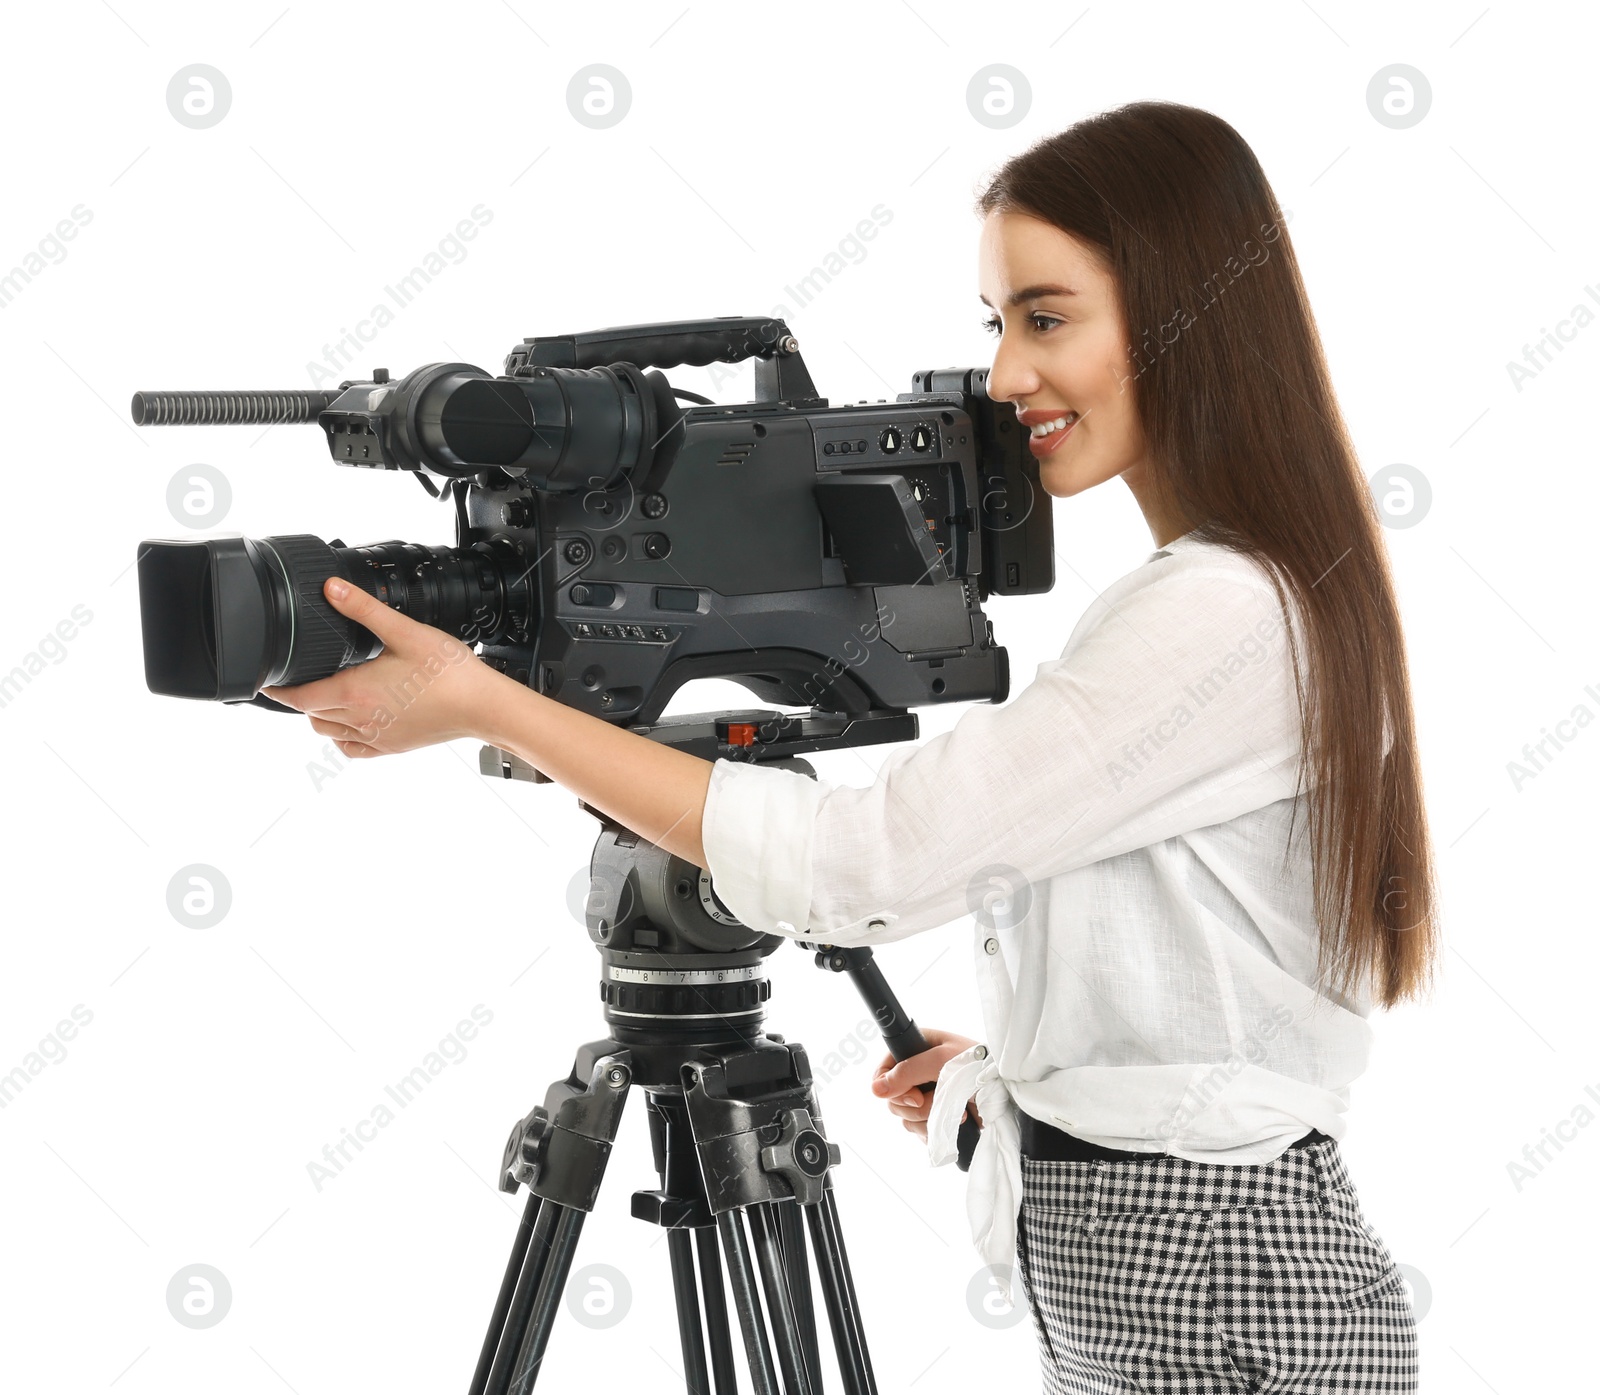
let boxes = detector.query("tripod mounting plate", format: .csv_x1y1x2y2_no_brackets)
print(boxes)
478,705,918,785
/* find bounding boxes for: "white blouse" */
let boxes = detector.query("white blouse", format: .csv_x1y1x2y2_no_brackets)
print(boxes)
698,532,1379,1308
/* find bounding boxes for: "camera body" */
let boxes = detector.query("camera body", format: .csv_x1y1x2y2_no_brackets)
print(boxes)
133,317,1053,736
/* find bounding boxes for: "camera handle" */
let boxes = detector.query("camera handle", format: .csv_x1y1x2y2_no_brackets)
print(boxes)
804,942,984,1173
508,316,823,405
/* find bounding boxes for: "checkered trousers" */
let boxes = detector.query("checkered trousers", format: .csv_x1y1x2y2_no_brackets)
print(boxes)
1014,1137,1418,1393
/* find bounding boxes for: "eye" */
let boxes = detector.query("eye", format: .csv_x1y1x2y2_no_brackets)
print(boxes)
980,313,1061,337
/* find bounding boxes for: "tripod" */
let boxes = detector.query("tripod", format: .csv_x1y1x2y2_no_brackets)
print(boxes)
467,710,980,1394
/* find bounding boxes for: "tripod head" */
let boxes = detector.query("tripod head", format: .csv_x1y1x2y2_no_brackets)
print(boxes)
504,700,971,1159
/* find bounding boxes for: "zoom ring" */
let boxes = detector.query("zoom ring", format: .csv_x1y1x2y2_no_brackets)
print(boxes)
264,535,363,686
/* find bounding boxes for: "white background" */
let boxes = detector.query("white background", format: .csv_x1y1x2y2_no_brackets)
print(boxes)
1,2,1593,1390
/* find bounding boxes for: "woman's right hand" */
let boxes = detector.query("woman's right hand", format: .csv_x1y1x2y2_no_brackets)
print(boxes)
870,1027,982,1141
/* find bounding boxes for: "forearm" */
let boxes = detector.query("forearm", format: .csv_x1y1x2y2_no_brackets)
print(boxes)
477,674,714,869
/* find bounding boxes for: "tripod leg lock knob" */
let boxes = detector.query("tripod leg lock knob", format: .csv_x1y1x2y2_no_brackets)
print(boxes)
502,1106,553,1193
757,1107,841,1207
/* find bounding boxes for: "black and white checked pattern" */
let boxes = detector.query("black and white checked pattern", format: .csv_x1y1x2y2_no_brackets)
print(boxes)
1014,1137,1418,1393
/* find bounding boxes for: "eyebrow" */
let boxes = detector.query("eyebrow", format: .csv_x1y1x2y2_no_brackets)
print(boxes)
978,283,1079,308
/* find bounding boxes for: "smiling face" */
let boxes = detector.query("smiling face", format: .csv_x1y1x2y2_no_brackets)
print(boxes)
978,209,1166,522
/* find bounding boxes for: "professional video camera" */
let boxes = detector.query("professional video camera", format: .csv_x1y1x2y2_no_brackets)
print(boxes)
130,317,1055,1392
133,316,1050,755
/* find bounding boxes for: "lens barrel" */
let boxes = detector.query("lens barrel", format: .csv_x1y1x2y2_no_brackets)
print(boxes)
136,533,533,701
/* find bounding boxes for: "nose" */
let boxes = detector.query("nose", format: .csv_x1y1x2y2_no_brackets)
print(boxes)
983,328,1040,405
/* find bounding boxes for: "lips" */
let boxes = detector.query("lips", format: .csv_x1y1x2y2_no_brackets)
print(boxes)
1018,407,1081,456
1017,412,1081,460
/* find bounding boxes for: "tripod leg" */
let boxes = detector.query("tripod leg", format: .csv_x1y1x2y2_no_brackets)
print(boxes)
804,1192,876,1395
819,1189,873,1387
645,1091,718,1394
505,1203,587,1394
748,1203,817,1395
470,1189,543,1395
716,1209,783,1395
667,1228,712,1394
482,1196,561,1395
775,1197,823,1392
695,1225,741,1394
481,1200,585,1395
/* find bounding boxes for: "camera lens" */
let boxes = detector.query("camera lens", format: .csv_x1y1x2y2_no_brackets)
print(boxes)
136,533,535,701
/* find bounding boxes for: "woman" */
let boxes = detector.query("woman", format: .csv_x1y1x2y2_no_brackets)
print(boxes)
266,100,1436,1393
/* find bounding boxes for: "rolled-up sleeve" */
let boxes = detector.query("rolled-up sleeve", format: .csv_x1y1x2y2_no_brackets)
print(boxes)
699,757,832,939
700,561,1305,948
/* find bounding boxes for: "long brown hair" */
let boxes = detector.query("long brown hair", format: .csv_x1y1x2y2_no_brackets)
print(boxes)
976,101,1438,1010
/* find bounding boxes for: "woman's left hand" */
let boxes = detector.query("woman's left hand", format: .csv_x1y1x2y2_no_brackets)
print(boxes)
262,576,514,758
